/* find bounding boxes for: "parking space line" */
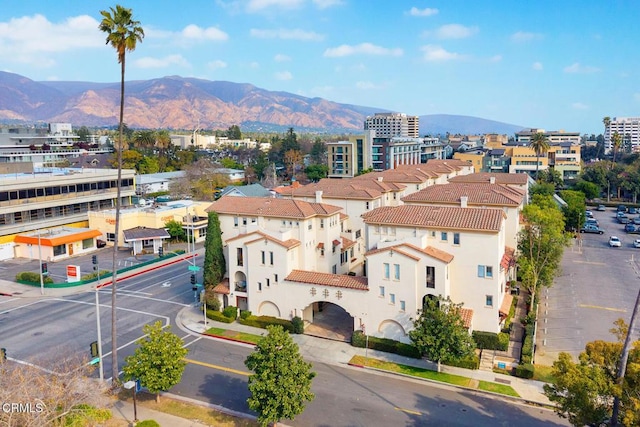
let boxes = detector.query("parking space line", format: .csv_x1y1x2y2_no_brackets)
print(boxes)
573,260,607,266
578,304,626,312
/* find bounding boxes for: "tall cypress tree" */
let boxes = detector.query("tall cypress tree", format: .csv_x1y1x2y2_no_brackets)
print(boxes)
204,211,225,287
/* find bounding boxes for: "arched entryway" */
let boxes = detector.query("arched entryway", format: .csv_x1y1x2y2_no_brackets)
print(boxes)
422,293,439,309
302,301,354,342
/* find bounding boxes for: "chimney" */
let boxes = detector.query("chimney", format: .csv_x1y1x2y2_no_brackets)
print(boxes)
460,196,468,208
315,190,323,203
489,176,496,184
377,176,383,182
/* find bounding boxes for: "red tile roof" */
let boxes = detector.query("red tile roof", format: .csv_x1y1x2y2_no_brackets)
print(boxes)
206,196,342,219
285,270,369,290
365,243,454,263
500,246,516,269
341,236,356,249
282,178,403,200
499,293,513,318
459,307,473,328
402,183,525,207
449,172,529,186
212,279,230,295
226,231,300,249
362,205,505,232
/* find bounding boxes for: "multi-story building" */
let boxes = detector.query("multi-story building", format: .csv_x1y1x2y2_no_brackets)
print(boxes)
371,137,423,170
364,112,419,138
0,164,136,260
515,129,581,145
0,123,110,167
505,141,581,180
604,117,640,153
327,132,374,178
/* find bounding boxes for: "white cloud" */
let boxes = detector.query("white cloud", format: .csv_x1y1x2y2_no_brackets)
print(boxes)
246,0,304,12
250,28,324,41
134,54,190,69
572,102,589,110
324,43,403,57
275,70,293,80
207,60,228,70
421,45,463,62
564,62,600,73
511,31,543,42
489,55,502,62
181,24,229,41
433,24,478,39
0,14,102,66
355,81,385,90
274,54,291,62
408,7,438,17
312,0,343,8
532,62,543,70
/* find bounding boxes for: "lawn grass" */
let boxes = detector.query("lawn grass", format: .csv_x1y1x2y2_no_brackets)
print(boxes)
532,364,555,383
118,391,257,427
205,327,263,344
350,355,520,397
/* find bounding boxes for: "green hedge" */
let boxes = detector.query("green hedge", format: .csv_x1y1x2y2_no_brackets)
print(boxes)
472,331,508,351
292,316,304,334
222,306,238,319
206,309,235,323
351,330,421,359
238,315,295,333
443,353,480,370
514,363,534,379
16,272,54,284
135,421,160,427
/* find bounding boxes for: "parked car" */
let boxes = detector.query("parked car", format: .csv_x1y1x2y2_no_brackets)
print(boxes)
633,217,640,225
630,207,639,214
634,239,640,248
618,205,628,213
597,204,607,211
585,210,594,218
586,218,599,226
618,215,630,224
580,224,604,234
625,223,638,233
609,236,622,247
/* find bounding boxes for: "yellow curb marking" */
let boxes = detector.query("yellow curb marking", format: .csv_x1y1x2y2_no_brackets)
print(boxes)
184,358,250,376
394,407,421,416
578,304,626,313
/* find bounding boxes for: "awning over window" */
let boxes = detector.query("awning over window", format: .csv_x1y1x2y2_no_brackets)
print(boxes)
499,293,514,318
332,239,340,246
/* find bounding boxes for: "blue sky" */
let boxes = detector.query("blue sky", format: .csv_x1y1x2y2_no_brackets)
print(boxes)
1,0,638,135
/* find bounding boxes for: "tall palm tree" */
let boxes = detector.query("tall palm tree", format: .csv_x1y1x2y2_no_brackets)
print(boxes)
99,4,144,383
612,131,622,164
529,131,550,180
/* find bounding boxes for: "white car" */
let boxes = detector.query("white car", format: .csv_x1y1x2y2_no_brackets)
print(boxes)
609,236,622,247
634,239,640,248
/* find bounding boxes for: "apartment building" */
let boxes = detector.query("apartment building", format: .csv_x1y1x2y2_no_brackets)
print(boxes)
515,129,581,145
364,112,419,138
604,117,640,153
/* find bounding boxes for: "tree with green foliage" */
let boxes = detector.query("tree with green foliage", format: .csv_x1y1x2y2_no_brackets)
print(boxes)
309,138,327,165
245,325,315,427
203,211,225,287
164,219,186,242
356,167,374,176
226,124,242,139
517,194,571,311
530,132,550,179
560,190,586,231
537,168,563,188
409,295,476,372
530,182,556,197
220,157,244,170
305,164,328,182
123,321,188,403
544,319,640,427
99,3,145,383
612,131,622,164
572,180,600,200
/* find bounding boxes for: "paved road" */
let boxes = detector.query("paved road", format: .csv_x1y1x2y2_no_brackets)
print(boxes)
536,207,640,365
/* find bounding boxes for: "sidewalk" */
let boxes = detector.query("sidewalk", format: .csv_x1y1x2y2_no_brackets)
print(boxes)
177,305,553,407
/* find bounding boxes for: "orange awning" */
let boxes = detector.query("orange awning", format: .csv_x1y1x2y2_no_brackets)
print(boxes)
15,230,102,247
499,293,514,318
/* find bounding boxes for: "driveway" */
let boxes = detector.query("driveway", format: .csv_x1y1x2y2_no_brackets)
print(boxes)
535,207,640,366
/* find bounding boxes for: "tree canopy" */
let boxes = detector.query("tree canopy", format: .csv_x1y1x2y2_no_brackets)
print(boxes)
203,211,225,287
408,295,475,370
123,322,188,402
245,325,315,426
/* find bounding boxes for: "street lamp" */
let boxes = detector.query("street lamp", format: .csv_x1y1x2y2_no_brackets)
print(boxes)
94,255,104,381
123,380,139,423
37,229,44,295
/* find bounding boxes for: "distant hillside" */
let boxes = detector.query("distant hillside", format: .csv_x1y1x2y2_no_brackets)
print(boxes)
0,71,525,134
419,114,526,136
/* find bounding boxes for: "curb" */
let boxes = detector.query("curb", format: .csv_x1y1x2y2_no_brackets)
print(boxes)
202,332,257,346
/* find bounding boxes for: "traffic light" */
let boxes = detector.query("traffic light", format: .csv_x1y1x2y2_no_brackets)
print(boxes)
190,274,196,285
158,247,164,257
41,263,48,275
92,255,98,265
90,341,99,358
0,348,6,362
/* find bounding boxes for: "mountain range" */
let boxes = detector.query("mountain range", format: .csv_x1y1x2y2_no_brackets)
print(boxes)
0,71,526,135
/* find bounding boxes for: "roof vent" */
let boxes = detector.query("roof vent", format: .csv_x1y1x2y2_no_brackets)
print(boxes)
460,196,468,208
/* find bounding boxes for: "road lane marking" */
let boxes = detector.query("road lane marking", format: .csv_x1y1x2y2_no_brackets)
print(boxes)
184,358,250,376
573,260,607,266
394,407,421,416
578,304,626,312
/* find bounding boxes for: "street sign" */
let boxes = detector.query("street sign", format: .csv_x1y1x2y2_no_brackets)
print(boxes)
89,357,100,365
188,265,201,272
135,379,141,393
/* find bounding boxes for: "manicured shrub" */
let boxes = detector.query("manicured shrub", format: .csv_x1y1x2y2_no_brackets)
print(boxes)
136,421,160,427
497,332,509,351
350,331,421,359
443,353,480,370
351,330,366,347
291,316,304,334
206,309,235,323
240,310,252,320
514,363,535,379
222,306,238,319
472,331,500,349
16,272,53,284
521,335,533,359
238,315,295,333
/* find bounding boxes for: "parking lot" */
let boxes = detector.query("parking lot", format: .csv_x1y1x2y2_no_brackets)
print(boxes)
535,206,640,366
